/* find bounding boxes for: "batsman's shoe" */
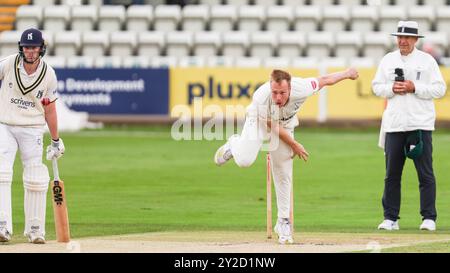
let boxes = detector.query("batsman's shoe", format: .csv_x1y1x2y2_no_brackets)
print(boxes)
274,218,294,244
0,227,11,243
420,219,436,231
214,140,233,166
377,219,399,231
25,230,45,244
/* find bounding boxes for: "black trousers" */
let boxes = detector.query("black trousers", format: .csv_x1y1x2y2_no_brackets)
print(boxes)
383,131,437,221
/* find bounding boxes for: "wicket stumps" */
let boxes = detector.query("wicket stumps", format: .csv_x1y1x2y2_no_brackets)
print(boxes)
266,153,294,239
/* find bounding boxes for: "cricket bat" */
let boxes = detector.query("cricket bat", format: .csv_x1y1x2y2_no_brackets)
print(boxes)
51,158,70,243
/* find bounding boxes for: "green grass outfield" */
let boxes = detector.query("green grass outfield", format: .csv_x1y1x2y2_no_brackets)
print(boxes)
8,126,450,247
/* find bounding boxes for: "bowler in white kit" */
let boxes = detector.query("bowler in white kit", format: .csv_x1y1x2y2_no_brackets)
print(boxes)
214,68,359,244
0,28,65,244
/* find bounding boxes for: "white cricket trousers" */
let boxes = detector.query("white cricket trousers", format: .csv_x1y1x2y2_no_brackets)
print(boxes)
0,123,49,235
229,115,294,219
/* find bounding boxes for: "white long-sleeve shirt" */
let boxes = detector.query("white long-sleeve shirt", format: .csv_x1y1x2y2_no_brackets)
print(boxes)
372,47,446,133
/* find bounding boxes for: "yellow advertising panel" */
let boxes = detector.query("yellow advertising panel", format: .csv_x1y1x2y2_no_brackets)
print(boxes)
435,68,450,120
170,68,320,119
327,68,386,119
327,67,450,120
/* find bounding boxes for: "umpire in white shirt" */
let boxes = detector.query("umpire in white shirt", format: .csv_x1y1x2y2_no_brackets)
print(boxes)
372,21,446,231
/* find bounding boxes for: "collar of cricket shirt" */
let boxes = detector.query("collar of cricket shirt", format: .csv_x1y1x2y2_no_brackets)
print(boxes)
14,54,47,95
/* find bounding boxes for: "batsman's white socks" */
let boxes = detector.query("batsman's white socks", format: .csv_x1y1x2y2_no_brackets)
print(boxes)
377,219,399,231
420,219,436,231
274,218,294,244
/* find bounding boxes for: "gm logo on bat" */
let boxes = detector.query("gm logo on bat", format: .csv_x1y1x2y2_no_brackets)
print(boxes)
53,181,64,205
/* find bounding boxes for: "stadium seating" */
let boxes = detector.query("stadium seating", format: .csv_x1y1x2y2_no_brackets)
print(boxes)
153,5,181,32
33,0,56,6
379,6,407,33
71,5,98,32
237,5,265,31
334,31,362,59
54,31,80,57
266,6,294,32
137,31,165,56
6,1,450,68
209,5,236,32
43,5,70,31
249,31,277,58
436,7,450,34
109,31,137,57
193,31,221,56
122,56,150,68
15,5,42,30
263,57,291,68
293,6,321,32
149,56,178,68
82,31,109,56
291,56,319,68
305,32,333,58
94,56,122,68
408,6,435,32
350,5,377,32
98,5,126,31
166,31,193,57
206,56,234,67
43,55,66,68
322,6,349,32
278,31,306,58
66,56,95,68
178,55,206,67
181,5,209,31
234,56,262,68
222,31,248,57
362,31,393,61
126,5,153,32
0,31,21,56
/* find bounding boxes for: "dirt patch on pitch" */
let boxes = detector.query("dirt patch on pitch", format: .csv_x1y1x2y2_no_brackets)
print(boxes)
1,231,450,253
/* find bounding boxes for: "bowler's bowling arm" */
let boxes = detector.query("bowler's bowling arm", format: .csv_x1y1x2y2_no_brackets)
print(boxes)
317,67,359,90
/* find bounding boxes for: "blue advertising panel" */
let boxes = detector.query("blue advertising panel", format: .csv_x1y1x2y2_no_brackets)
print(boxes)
55,68,169,115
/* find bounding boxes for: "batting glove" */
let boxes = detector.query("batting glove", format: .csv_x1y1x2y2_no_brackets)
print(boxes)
46,138,65,160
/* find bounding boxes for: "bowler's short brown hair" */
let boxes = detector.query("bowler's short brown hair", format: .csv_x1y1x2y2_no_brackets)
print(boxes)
271,69,291,84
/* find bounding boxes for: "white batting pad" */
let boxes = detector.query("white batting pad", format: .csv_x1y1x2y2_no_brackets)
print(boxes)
0,170,13,233
23,164,49,236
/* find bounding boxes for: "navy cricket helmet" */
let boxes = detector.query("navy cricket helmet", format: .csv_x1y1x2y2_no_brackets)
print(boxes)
18,28,46,57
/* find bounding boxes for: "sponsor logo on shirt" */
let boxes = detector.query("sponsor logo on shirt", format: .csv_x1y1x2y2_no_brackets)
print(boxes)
36,90,43,99
10,97,36,109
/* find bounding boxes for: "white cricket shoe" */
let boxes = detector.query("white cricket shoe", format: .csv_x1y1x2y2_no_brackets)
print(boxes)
377,219,399,230
214,139,233,166
274,218,294,244
420,219,436,231
25,230,46,244
0,227,11,243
